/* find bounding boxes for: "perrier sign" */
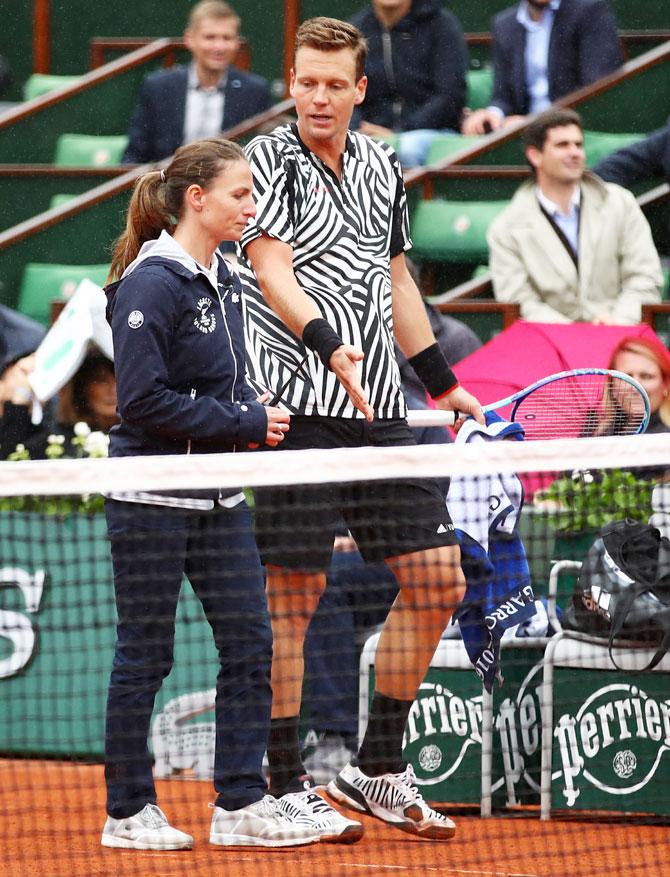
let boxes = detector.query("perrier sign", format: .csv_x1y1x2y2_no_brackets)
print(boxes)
552,669,670,815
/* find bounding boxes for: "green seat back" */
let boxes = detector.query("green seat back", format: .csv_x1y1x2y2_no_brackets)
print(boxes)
23,74,82,101
410,200,508,262
18,263,110,326
466,68,494,111
49,194,77,210
425,134,485,165
583,130,646,167
54,133,129,167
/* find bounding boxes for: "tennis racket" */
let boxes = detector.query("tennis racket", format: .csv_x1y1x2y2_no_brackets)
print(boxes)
406,368,650,440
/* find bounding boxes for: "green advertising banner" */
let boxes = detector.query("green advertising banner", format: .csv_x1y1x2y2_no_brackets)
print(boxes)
0,510,219,760
550,668,670,815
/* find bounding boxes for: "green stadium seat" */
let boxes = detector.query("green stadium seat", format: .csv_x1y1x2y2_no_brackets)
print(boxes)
410,199,508,262
23,74,82,101
425,134,485,165
49,194,77,209
583,130,646,168
466,68,494,111
18,263,110,326
54,134,128,167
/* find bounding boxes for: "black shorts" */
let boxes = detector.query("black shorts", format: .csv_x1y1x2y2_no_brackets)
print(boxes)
253,415,456,572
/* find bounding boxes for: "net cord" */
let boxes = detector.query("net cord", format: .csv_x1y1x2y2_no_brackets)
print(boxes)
0,431,668,496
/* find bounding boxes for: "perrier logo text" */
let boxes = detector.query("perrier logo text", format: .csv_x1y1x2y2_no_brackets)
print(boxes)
554,683,670,806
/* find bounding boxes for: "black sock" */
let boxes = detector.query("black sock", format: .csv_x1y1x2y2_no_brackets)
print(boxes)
267,716,305,795
356,691,413,777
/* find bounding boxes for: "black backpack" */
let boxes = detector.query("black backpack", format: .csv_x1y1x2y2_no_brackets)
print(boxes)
563,519,670,671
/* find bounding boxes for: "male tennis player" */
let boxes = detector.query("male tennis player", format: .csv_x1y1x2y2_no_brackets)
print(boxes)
237,16,484,842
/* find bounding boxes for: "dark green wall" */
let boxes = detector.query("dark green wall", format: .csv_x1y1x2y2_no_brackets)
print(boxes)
3,2,668,105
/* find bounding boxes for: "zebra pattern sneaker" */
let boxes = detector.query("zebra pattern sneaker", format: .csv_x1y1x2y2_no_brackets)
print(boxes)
277,788,364,844
327,763,456,840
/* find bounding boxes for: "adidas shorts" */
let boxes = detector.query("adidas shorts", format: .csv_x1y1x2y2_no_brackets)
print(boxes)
253,415,457,571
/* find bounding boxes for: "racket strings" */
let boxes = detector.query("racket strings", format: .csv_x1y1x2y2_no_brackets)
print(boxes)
511,374,647,440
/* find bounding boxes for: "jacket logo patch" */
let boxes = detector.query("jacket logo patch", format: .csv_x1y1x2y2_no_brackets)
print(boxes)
194,297,216,334
128,310,144,329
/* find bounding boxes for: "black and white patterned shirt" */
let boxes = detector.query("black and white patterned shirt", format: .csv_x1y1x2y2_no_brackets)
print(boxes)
238,123,411,419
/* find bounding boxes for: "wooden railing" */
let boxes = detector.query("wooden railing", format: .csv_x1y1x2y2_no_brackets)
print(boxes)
89,37,250,72
463,30,670,62
404,39,670,193
0,39,173,131
0,97,296,252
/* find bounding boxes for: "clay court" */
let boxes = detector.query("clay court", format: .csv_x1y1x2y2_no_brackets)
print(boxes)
1,760,668,877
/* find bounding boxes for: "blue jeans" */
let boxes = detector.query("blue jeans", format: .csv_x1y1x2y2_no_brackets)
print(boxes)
104,499,272,818
303,548,398,737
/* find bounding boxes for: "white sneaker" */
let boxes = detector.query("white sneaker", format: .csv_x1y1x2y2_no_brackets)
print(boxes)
327,763,456,840
209,795,319,848
101,803,193,850
277,788,364,844
301,730,356,786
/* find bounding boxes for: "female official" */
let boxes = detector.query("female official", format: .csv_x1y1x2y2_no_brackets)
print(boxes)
101,138,316,851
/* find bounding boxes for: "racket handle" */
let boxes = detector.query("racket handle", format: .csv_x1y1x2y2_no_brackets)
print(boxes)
406,409,458,428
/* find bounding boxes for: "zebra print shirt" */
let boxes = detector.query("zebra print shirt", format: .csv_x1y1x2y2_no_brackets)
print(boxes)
238,123,412,419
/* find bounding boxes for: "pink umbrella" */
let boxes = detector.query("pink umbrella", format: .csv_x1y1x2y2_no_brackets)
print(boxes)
453,320,663,407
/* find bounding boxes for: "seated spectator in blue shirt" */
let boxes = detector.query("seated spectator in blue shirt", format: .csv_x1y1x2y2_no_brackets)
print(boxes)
350,0,468,167
594,116,670,252
123,1,272,164
463,0,622,136
594,116,670,187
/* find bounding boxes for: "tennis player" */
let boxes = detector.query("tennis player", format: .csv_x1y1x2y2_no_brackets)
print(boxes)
237,17,484,841
100,139,317,851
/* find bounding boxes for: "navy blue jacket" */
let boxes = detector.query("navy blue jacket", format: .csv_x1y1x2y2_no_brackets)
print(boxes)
105,251,267,459
123,65,273,164
490,0,622,116
350,0,468,133
594,116,670,185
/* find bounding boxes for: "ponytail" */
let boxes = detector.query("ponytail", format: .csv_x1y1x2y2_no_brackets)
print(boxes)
108,171,172,282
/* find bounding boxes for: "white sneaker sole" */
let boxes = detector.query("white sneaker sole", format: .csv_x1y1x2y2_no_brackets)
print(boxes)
209,832,319,848
101,834,193,851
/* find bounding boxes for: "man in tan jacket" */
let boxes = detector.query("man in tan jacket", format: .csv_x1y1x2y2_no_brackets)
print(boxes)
488,107,662,323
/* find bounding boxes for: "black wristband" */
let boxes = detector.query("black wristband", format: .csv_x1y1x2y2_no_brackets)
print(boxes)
408,342,459,399
302,318,344,368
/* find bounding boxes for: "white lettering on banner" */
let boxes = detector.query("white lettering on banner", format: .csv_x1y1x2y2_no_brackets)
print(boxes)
494,661,544,806
151,689,216,779
554,683,670,805
404,682,482,786
0,568,46,679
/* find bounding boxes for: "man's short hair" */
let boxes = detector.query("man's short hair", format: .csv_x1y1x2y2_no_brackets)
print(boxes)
187,0,240,31
294,17,368,82
523,108,583,152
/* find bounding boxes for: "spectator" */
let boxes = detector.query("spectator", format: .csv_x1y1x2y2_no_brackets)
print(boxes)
608,335,670,436
122,1,272,164
349,0,468,167
594,116,670,253
0,306,53,460
488,108,662,323
463,0,622,136
594,116,670,188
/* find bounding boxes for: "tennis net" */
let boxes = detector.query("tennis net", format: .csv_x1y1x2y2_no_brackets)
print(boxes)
0,431,668,877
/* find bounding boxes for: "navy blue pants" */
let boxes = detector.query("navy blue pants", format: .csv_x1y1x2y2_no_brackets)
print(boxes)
104,498,272,818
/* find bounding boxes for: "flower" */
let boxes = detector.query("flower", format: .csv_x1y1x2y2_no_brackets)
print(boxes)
73,421,91,438
83,431,110,458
